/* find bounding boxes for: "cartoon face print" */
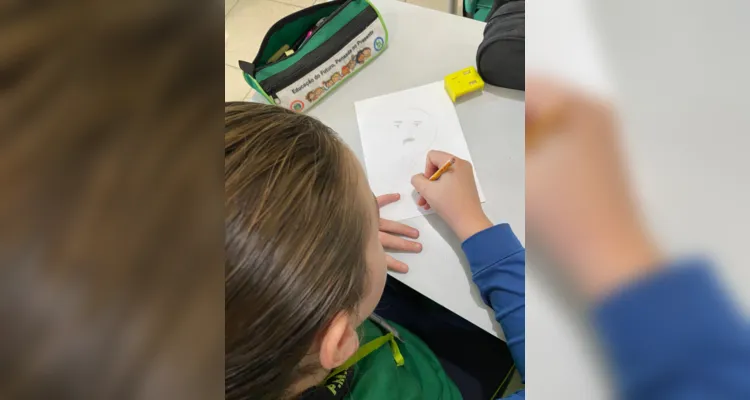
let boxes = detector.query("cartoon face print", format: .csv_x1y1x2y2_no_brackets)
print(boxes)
331,72,342,84
362,47,372,59
307,87,326,102
356,50,366,64
341,65,350,76
324,79,333,89
347,57,356,70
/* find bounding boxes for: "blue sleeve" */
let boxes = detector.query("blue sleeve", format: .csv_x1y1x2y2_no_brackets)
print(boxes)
593,258,750,399
461,223,526,399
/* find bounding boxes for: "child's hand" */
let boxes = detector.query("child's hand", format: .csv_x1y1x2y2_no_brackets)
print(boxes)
377,193,422,273
410,151,492,242
526,78,662,300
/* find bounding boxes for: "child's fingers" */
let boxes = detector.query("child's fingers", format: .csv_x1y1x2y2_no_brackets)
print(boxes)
415,194,431,210
386,254,408,273
379,218,419,239
416,195,431,210
423,160,438,178
424,150,454,176
411,173,431,195
376,193,401,207
379,231,422,252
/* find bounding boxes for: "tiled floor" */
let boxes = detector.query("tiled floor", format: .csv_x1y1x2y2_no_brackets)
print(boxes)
224,0,454,101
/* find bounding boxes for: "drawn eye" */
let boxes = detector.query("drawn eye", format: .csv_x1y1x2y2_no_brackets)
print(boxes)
413,121,422,127
393,121,402,128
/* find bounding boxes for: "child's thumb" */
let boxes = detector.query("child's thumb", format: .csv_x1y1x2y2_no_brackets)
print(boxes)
410,173,430,196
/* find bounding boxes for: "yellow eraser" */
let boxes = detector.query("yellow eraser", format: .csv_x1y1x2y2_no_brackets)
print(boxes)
444,67,485,102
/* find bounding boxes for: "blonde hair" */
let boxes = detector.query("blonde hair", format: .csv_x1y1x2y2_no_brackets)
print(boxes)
225,102,370,400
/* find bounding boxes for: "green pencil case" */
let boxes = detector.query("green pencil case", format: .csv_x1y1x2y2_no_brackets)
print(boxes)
238,0,388,113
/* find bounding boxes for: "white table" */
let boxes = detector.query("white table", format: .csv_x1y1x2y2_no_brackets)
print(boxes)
310,0,525,340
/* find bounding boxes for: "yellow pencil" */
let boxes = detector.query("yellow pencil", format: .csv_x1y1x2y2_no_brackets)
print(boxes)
429,158,456,181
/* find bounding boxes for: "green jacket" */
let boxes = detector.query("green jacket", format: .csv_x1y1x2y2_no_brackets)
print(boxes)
314,316,461,400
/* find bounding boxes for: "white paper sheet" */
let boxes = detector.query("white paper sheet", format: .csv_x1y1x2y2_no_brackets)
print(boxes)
355,81,485,221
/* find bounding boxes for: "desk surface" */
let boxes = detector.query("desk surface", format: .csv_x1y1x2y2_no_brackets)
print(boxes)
310,0,525,339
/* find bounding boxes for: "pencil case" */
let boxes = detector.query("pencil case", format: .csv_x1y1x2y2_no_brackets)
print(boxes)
238,0,388,113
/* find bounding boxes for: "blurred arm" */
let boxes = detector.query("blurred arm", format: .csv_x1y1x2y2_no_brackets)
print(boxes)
594,259,750,399
461,223,526,398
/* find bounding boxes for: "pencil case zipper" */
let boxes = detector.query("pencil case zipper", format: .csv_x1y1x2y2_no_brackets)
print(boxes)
260,5,377,95
251,0,348,69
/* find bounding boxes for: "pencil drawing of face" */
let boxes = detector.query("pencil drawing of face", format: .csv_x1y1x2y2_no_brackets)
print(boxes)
388,108,437,172
391,108,436,146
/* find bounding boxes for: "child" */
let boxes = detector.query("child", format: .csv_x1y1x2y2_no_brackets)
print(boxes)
225,102,525,399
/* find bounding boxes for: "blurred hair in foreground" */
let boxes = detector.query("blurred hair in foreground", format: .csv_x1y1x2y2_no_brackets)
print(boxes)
0,1,223,399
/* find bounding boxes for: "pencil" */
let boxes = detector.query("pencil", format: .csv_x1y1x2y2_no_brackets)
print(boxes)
429,158,456,181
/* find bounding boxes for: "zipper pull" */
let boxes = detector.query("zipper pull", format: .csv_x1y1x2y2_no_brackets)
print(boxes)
238,60,255,76
369,313,404,342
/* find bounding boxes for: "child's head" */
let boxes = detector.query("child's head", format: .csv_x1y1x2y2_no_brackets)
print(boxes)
225,103,387,400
